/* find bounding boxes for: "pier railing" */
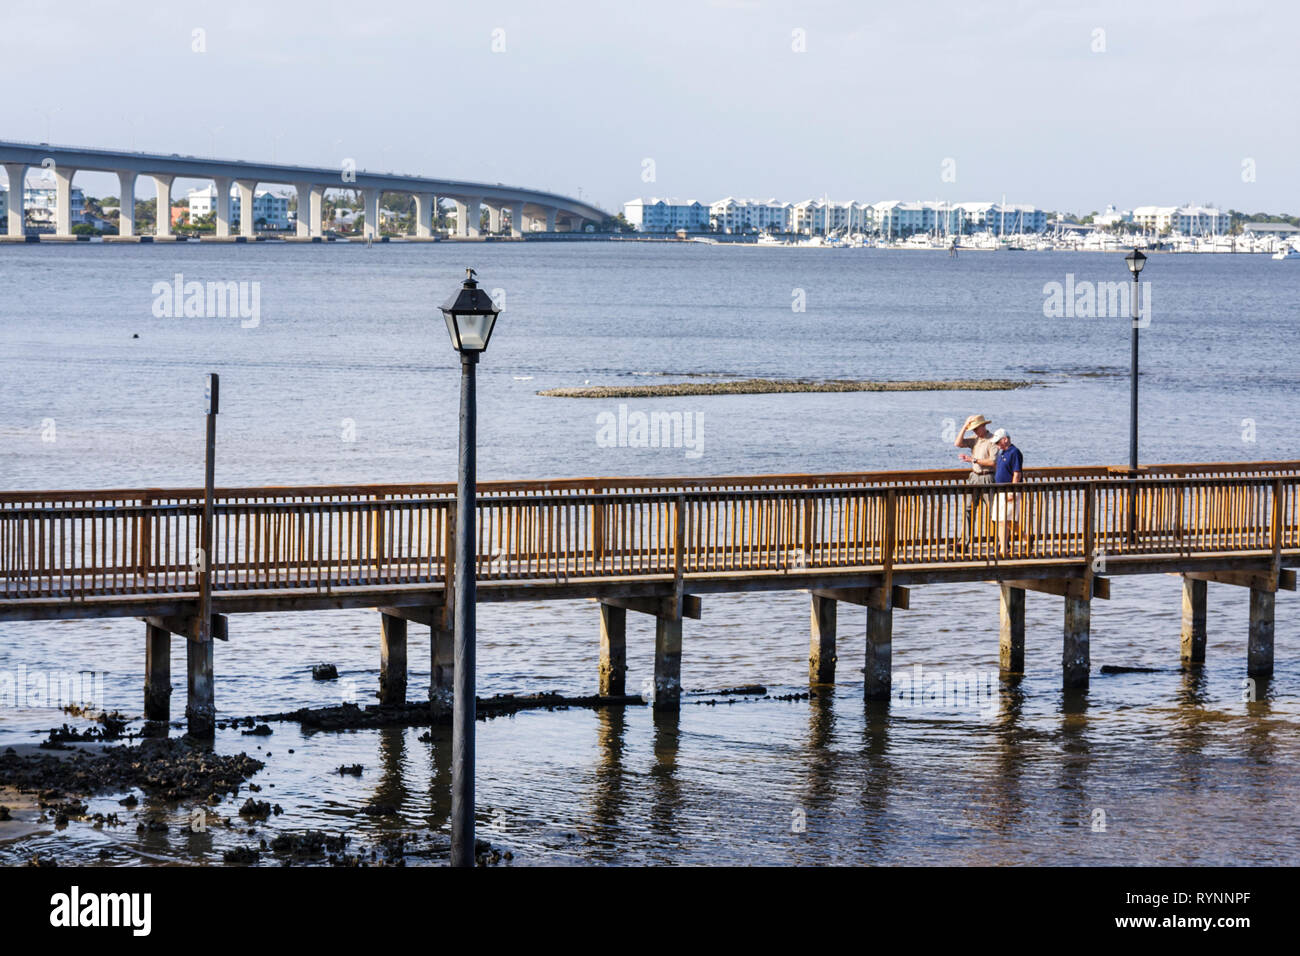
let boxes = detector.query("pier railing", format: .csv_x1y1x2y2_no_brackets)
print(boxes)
1,464,1296,601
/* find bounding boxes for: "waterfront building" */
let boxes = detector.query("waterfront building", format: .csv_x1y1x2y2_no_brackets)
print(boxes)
708,197,792,234
187,184,291,229
1131,204,1228,236
23,174,86,222
1094,205,1132,228
623,198,710,233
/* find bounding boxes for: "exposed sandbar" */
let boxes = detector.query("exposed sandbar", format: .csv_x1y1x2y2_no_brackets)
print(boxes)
539,377,1036,398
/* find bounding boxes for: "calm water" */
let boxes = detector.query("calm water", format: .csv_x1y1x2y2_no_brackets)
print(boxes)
0,242,1296,865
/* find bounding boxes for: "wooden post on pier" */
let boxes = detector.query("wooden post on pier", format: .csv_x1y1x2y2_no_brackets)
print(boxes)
1248,588,1275,678
864,600,893,702
599,602,627,696
809,593,837,684
654,611,683,709
144,623,171,721
999,585,1025,674
379,612,408,705
1180,576,1207,665
1063,589,1091,689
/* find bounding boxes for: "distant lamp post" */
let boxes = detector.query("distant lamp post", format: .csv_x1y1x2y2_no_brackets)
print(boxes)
440,268,500,868
1124,248,1147,543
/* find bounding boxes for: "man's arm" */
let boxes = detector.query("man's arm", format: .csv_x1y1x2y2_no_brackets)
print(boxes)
953,416,975,448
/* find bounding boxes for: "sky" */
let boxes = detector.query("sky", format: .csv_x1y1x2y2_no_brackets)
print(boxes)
2,0,1295,216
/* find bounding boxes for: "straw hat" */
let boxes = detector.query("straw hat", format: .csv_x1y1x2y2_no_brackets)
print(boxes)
968,415,992,429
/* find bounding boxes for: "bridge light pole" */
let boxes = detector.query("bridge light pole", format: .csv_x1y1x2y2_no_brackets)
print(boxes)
440,268,501,867
1124,247,1147,545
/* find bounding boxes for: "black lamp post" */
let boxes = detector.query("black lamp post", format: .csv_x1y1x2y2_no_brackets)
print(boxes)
1124,248,1147,543
440,268,500,868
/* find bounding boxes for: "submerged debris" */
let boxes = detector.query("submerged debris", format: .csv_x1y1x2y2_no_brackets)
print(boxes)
312,664,339,681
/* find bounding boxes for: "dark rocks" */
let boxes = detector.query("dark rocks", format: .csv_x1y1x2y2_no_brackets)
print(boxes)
312,664,339,681
360,804,398,817
239,798,272,820
0,805,10,821
269,830,348,858
337,764,364,776
119,794,138,808
222,846,261,865
241,724,273,736
0,738,265,805
1100,665,1162,674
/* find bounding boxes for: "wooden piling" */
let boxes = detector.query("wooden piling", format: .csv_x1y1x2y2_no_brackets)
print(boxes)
599,602,627,696
1063,594,1090,689
864,604,892,701
144,622,171,721
185,637,214,737
809,593,837,684
1180,576,1207,664
654,611,682,709
1248,588,1275,677
999,585,1025,674
431,625,454,704
379,612,408,705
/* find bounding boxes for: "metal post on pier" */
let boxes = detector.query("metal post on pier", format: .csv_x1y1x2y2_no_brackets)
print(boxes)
1124,249,1147,546
440,269,501,868
187,373,218,737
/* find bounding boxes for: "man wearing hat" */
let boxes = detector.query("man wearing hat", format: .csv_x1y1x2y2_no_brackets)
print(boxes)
955,414,997,548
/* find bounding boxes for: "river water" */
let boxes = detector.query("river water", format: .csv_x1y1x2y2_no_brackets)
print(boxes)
0,241,1296,865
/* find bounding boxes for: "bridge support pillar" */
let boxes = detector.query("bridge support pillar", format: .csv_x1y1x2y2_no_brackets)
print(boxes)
212,176,232,237
999,585,1025,674
1248,588,1274,678
1063,594,1090,689
414,192,434,237
152,175,175,238
294,182,312,238
144,622,171,721
809,593,837,684
487,204,502,235
379,612,408,705
4,163,26,236
654,612,682,709
235,179,257,238
465,198,482,238
309,185,324,238
544,207,557,232
185,637,215,737
452,200,467,237
116,170,136,237
1180,576,1207,665
865,604,893,701
509,201,523,237
362,186,380,239
52,166,77,237
599,603,627,696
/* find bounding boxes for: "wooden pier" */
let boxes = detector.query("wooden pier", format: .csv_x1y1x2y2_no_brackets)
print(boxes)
2,460,1296,734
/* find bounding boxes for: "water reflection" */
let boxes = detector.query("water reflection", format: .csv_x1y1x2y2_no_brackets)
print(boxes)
858,699,892,852
1057,689,1092,831
422,724,452,833
649,708,682,844
588,706,629,860
989,679,1027,835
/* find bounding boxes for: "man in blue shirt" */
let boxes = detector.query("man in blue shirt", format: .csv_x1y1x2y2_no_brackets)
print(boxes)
990,429,1023,555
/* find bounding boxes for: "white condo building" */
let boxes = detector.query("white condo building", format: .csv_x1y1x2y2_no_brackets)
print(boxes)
187,184,291,230
709,197,792,234
623,198,710,232
21,174,86,222
1131,205,1228,236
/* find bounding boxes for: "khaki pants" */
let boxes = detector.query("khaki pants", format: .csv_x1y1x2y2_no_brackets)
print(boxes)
964,472,994,541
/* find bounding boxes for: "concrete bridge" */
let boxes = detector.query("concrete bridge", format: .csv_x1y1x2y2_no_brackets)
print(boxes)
0,139,608,240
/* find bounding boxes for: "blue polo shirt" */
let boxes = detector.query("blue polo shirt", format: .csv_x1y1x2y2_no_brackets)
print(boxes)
994,444,1023,483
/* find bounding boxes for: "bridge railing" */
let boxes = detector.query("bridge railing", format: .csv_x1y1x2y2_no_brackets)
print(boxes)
1,472,1296,600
